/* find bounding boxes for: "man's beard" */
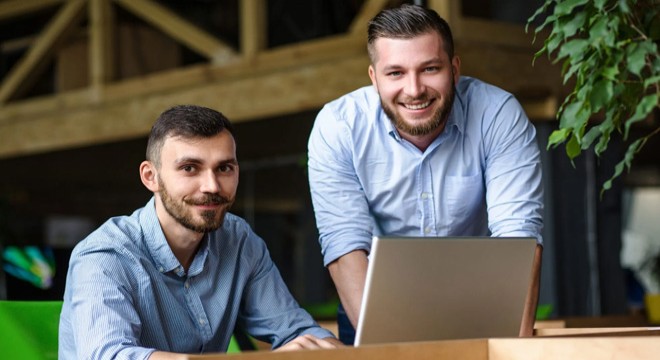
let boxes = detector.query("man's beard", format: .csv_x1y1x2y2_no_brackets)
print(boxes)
382,83,455,137
158,178,234,233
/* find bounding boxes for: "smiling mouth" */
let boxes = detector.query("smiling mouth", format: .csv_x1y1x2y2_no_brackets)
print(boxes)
402,100,432,110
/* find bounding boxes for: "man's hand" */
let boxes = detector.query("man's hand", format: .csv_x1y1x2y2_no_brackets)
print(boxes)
275,335,344,351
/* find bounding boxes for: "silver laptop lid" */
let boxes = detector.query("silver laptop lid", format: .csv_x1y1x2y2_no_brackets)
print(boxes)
354,236,537,346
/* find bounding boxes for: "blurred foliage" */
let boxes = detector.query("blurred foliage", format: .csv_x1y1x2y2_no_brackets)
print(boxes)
528,0,660,193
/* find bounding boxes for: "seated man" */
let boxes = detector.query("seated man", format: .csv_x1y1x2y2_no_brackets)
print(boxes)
59,105,341,359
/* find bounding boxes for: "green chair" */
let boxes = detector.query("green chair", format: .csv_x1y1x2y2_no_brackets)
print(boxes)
0,300,62,360
0,300,245,356
227,335,241,353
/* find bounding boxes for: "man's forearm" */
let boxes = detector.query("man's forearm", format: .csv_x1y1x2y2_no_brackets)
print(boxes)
327,250,369,328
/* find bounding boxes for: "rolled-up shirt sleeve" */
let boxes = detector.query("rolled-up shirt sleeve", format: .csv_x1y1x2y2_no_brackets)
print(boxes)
308,104,374,266
483,95,544,244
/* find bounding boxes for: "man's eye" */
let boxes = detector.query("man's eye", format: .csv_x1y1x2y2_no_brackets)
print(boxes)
181,165,195,172
219,164,234,173
387,71,402,77
424,66,439,72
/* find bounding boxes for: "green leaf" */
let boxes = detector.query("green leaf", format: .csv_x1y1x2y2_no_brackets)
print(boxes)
563,61,582,83
594,108,616,155
589,16,609,41
547,128,571,149
602,138,644,193
559,102,582,128
557,39,590,62
581,126,602,150
624,94,660,138
626,42,646,76
618,0,631,14
559,101,591,151
590,78,613,113
563,12,587,38
536,14,559,35
527,0,554,31
595,128,612,156
645,75,660,88
601,65,620,80
546,33,563,55
566,133,582,159
554,0,590,16
593,0,607,11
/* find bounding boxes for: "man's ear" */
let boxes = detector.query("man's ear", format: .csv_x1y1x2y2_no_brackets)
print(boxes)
140,161,159,192
368,64,378,89
451,55,461,84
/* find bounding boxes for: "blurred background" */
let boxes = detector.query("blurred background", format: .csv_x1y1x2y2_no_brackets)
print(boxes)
0,0,658,322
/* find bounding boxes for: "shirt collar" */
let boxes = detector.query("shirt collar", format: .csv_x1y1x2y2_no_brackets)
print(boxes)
139,196,210,277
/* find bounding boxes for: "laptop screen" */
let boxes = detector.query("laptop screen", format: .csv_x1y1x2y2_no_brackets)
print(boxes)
354,236,537,346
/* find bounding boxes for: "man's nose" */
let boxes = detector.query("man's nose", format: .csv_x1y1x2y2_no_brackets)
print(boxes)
405,74,425,98
199,170,220,193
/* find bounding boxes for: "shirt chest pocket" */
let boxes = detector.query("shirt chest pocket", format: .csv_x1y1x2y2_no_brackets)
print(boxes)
443,175,485,218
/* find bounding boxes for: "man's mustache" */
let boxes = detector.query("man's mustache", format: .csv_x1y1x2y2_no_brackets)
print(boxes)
185,194,232,206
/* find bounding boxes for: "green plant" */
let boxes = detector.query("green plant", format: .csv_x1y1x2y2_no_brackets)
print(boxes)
527,0,660,192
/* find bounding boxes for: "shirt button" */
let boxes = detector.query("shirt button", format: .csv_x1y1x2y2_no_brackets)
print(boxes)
421,193,429,199
199,319,206,326
424,227,432,234
158,267,164,273
185,281,190,289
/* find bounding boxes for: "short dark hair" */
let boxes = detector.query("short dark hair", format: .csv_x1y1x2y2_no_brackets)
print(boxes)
146,105,235,166
367,4,454,63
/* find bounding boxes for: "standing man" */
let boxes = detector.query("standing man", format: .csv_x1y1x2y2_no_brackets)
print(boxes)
308,4,543,344
59,105,342,359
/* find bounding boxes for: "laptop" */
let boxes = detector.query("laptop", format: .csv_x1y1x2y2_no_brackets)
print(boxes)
354,236,537,346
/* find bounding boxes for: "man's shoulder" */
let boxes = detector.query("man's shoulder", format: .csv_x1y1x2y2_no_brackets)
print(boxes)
457,76,513,100
215,213,258,245
323,85,380,119
211,213,269,257
71,212,143,258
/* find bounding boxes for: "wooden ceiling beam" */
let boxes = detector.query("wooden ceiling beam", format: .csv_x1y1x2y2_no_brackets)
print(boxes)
0,53,371,159
89,0,116,91
348,0,389,35
114,0,236,64
0,0,85,104
0,34,367,124
240,0,267,58
0,0,63,22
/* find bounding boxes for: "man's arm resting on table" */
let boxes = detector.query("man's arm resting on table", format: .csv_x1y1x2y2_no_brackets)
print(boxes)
148,335,343,358
275,335,344,351
327,250,369,328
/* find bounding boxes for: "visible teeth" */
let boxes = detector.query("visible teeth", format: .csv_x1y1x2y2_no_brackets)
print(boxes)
404,101,430,110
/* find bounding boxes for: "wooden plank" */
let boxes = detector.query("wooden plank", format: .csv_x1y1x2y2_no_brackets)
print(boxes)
489,336,660,360
114,0,236,64
0,0,63,22
0,0,86,104
88,0,115,91
240,0,267,58
0,34,367,124
348,0,389,35
0,53,371,159
187,339,489,360
458,18,535,49
535,327,657,337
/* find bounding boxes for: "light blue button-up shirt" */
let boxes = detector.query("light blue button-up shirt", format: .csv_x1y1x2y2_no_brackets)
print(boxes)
308,76,543,266
59,197,333,359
